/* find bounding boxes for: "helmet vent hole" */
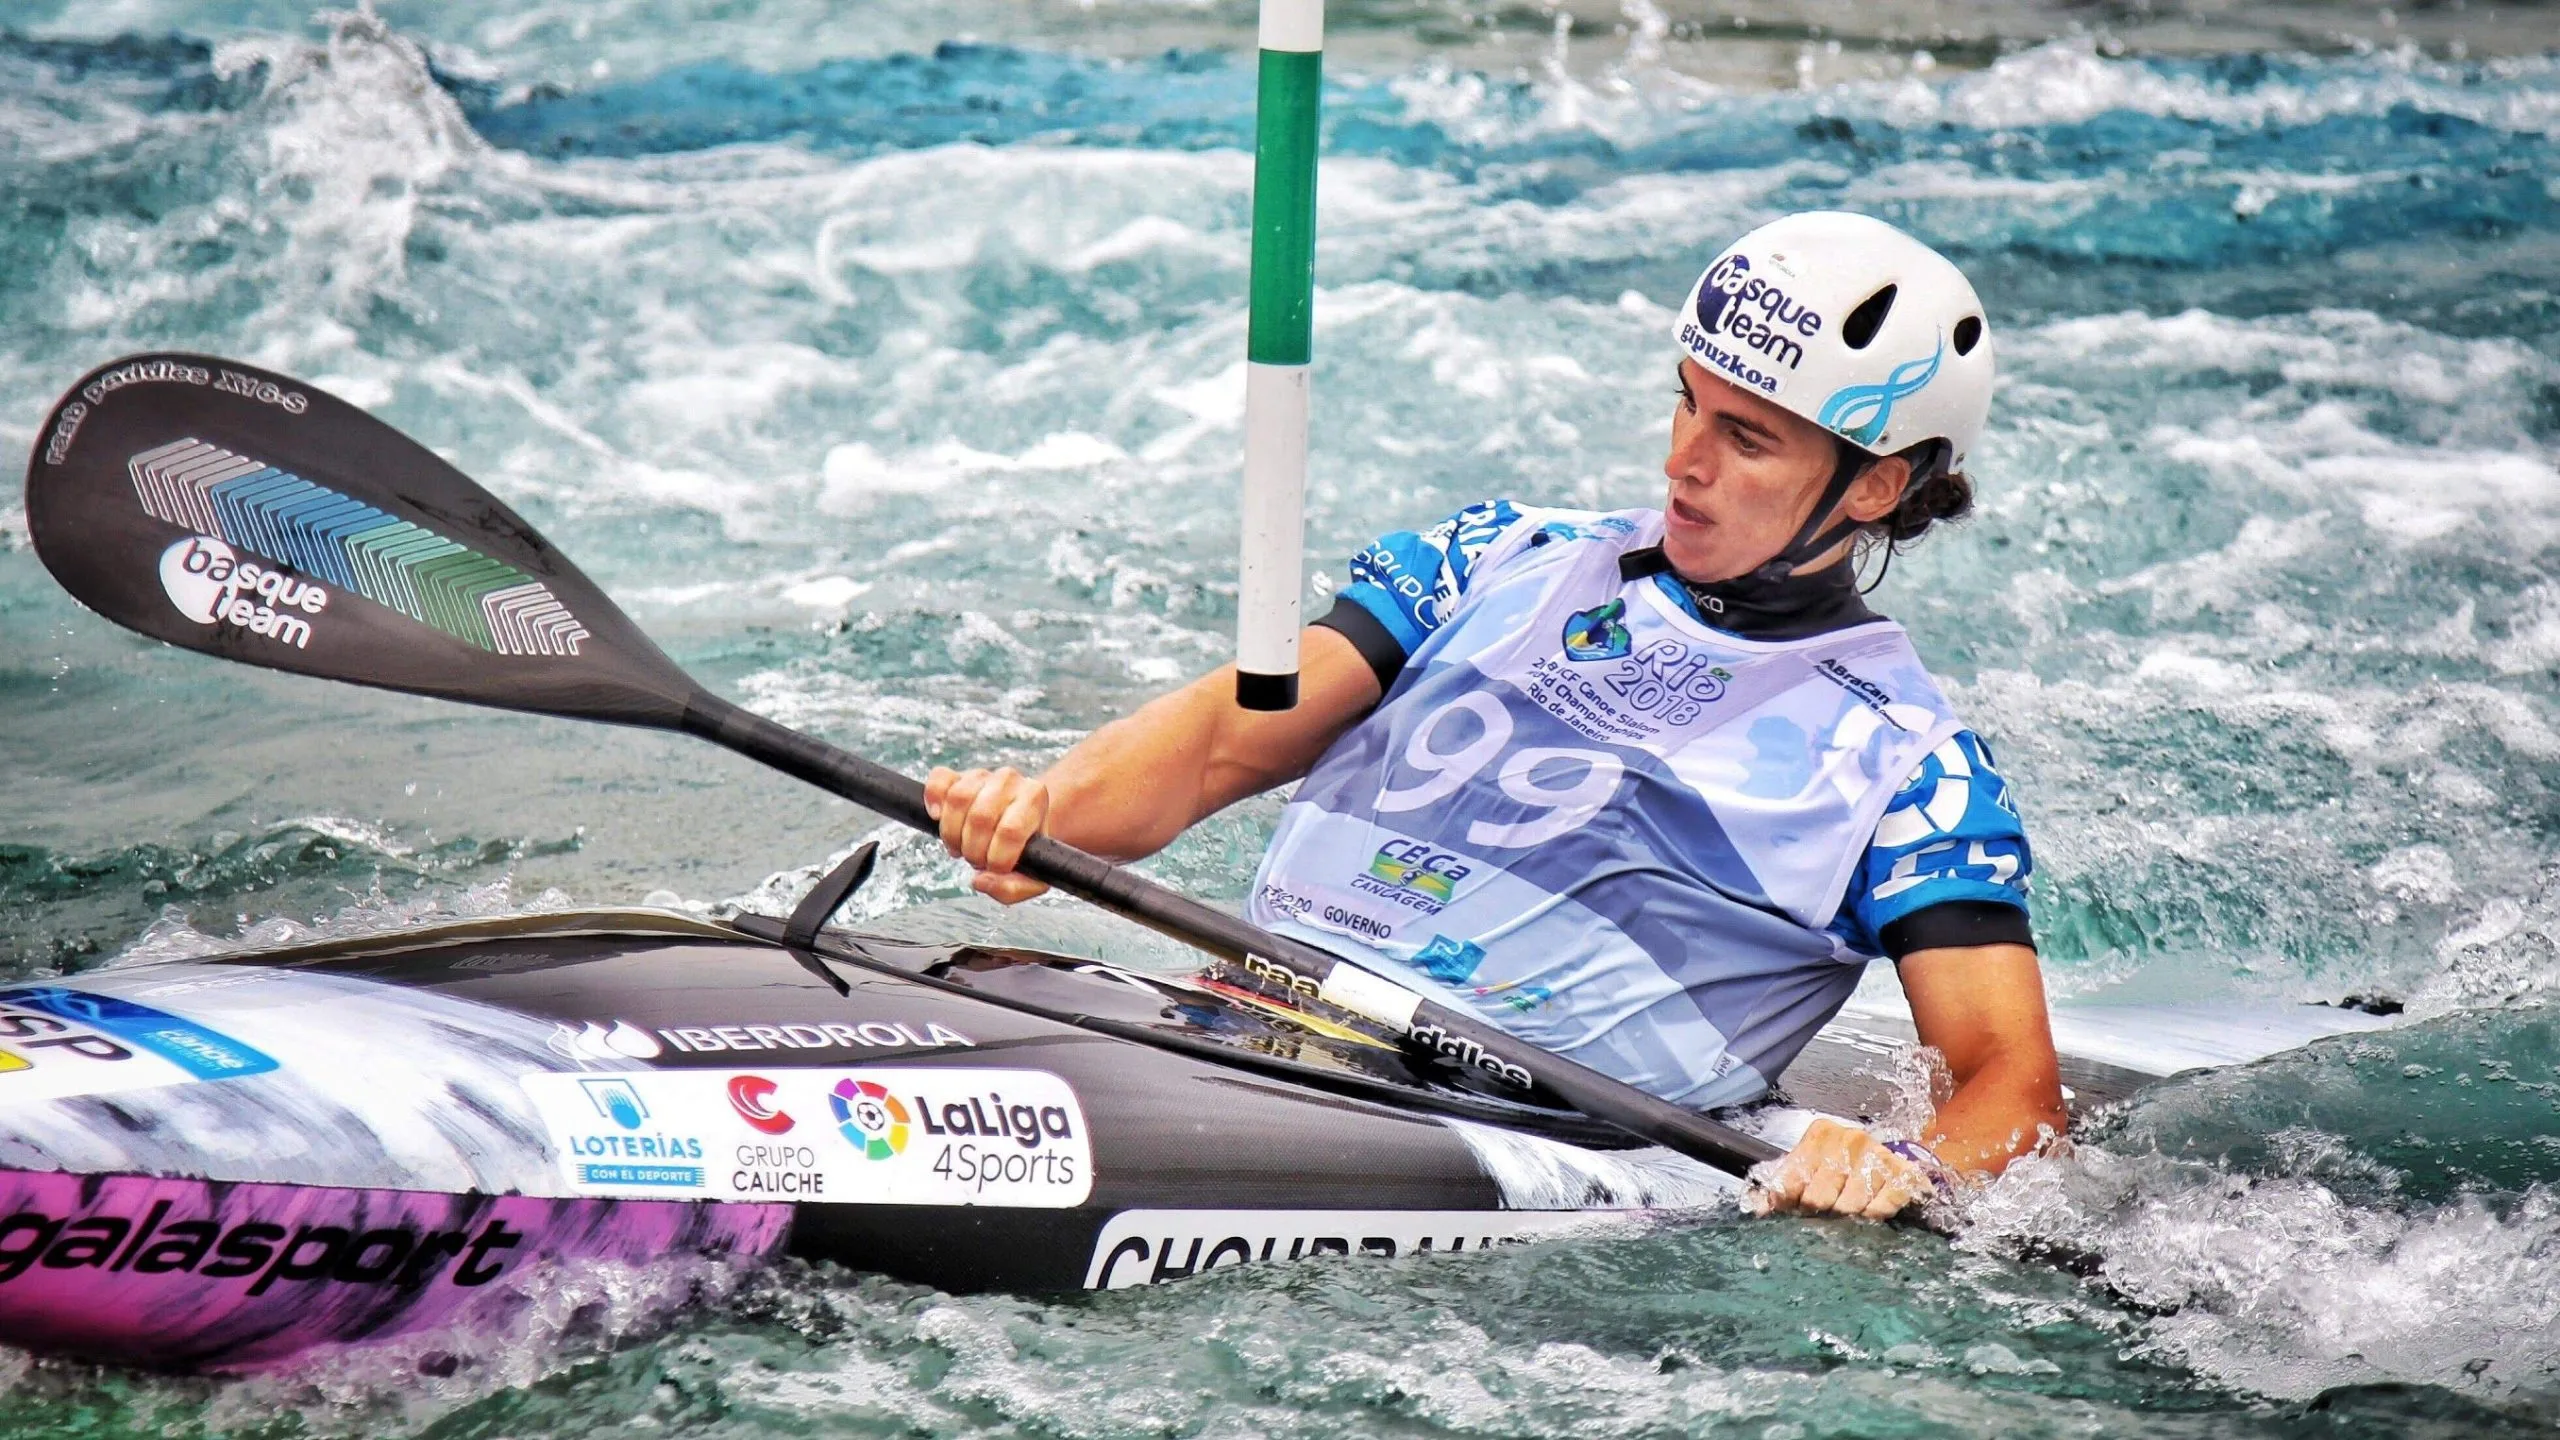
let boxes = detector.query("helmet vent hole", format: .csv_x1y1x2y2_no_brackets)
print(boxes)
1842,285,1897,350
1953,315,1983,355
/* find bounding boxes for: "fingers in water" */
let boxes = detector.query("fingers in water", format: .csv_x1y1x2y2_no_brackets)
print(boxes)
1748,1155,1806,1216
1832,1166,1875,1217
1749,1119,1937,1220
1862,1173,1919,1220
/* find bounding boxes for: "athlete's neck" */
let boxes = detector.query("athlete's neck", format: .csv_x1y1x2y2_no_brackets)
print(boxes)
1618,544,1880,640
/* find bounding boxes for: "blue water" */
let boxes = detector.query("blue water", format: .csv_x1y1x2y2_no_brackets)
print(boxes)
3,1,2559,1433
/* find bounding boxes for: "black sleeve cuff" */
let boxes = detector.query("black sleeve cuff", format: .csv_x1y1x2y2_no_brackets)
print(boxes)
1881,901,2035,961
1312,598,1409,695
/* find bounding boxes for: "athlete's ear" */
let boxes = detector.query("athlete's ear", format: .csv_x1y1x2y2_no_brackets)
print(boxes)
1841,454,1912,523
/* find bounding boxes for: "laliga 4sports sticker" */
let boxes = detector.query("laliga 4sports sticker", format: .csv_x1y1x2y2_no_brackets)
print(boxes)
517,1068,1093,1207
0,984,280,1103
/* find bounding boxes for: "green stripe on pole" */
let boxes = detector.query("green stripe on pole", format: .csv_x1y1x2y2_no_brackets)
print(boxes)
1246,48,1321,367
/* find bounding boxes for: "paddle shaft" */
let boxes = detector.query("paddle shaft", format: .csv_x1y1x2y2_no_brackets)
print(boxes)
683,693,1786,1176
26,352,2004,1252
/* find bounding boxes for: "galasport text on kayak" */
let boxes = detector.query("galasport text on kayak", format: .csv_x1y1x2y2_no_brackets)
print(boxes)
0,1208,522,1295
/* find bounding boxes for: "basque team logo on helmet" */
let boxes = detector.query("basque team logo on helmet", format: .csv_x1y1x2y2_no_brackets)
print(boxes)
1674,212,1994,469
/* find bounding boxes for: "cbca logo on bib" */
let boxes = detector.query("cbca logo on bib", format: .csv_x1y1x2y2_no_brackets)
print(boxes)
158,535,328,649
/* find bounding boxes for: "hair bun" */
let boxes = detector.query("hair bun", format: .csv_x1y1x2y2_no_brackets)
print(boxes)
1883,465,1974,544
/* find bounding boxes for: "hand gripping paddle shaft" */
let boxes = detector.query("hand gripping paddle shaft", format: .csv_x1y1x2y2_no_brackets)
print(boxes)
23,352,1783,1181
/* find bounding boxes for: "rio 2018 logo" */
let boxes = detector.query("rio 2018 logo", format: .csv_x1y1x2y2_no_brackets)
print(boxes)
829,1077,910,1160
1600,638,1731,725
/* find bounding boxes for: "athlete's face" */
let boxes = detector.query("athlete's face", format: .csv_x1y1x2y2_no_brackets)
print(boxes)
1662,359,1907,584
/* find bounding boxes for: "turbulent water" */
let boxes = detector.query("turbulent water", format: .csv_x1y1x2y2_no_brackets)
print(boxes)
3,0,2559,1433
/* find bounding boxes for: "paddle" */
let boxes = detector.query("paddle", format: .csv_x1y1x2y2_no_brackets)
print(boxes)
22,353,1804,1186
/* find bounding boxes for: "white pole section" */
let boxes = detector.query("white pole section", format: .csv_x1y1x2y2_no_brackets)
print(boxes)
1234,0,1323,711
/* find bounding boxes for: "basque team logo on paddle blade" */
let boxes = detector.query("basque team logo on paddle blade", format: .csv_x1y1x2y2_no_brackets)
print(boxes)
1561,598,1632,661
129,437,590,657
25,353,702,730
830,1077,910,1160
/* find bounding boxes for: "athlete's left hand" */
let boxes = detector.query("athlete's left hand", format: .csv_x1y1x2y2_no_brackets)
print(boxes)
1745,1118,1935,1220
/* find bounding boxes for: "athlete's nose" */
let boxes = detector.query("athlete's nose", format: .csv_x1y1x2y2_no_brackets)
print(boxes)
1665,411,1718,490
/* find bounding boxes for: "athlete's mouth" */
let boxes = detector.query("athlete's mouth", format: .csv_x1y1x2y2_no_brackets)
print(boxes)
1666,495,1713,531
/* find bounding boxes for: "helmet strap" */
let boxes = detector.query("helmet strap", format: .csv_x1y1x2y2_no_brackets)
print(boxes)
1751,439,1876,583
1750,437,1956,583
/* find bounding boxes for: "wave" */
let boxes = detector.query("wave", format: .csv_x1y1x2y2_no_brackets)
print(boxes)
446,37,2560,157
0,820,578,979
433,38,2560,288
1967,1003,2560,1413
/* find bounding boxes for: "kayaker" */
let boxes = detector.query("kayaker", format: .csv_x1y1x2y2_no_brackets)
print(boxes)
928,211,2064,1220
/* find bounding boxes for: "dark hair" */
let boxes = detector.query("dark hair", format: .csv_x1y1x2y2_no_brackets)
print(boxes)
1882,461,1974,544
1839,439,1973,591
1853,438,1973,550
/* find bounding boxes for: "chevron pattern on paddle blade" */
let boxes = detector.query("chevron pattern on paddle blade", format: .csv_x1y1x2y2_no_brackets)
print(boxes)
344,522,464,620
129,438,264,536
123,439,585,656
482,581,593,656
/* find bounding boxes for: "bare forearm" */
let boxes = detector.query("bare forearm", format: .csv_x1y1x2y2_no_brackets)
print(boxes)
1900,940,2066,1178
1038,677,1243,862
1923,1051,2066,1176
1039,628,1382,864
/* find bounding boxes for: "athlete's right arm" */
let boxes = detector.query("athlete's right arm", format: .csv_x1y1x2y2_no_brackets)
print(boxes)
932,497,1559,901
925,625,1385,904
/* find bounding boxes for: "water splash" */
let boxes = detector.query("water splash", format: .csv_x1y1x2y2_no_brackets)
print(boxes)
1960,1007,2560,1412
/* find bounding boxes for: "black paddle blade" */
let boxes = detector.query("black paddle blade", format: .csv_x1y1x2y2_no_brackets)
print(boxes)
25,354,700,727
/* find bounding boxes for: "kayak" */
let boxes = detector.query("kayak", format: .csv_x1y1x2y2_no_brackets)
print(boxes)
5,353,2398,1373
0,904,2390,1372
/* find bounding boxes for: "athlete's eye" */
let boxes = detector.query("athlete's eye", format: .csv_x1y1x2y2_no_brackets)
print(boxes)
1725,422,1763,456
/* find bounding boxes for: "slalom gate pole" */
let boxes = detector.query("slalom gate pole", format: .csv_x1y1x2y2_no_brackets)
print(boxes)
1233,0,1323,712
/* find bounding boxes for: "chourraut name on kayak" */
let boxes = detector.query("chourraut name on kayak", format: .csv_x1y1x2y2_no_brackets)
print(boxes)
1086,1210,1601,1290
546,1016,975,1063
518,1067,1093,1207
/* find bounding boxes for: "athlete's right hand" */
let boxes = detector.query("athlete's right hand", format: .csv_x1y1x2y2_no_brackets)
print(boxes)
924,766,1053,905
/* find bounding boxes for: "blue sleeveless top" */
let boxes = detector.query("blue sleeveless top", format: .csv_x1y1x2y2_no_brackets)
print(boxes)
1249,501,2033,1109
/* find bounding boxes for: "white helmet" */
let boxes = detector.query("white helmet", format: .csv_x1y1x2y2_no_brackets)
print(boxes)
1674,211,1993,473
